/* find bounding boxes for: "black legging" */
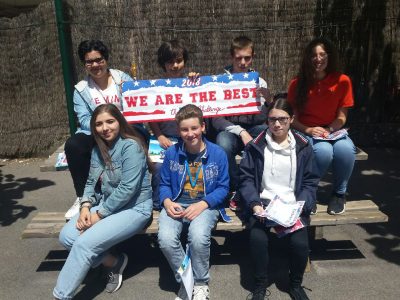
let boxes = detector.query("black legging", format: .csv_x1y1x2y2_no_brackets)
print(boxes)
249,217,309,288
64,133,94,197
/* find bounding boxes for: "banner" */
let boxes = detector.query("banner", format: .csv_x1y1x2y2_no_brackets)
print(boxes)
122,72,262,123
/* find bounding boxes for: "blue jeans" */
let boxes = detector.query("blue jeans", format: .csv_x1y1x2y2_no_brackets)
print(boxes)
216,124,267,191
53,199,152,300
309,135,356,195
157,206,219,284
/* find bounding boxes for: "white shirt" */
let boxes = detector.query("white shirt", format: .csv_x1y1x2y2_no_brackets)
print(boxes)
88,78,122,110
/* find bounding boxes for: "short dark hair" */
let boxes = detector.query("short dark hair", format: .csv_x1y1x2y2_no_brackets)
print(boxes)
230,36,255,56
175,104,204,125
78,40,109,62
157,39,189,71
267,97,294,118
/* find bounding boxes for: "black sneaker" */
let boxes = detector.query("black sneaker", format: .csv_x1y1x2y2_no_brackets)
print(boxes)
327,195,346,215
310,203,317,215
289,286,310,300
105,253,128,293
247,288,270,300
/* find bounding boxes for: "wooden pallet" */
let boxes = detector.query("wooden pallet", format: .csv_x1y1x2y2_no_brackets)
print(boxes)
21,200,387,239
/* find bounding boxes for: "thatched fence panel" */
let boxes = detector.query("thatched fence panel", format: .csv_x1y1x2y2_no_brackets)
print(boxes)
0,0,399,157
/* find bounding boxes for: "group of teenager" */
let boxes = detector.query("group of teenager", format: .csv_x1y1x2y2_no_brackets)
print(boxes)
53,35,356,300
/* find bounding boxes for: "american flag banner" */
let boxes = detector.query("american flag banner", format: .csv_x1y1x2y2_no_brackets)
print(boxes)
122,72,262,123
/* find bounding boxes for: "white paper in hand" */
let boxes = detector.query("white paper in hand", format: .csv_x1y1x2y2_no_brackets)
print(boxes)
177,244,194,300
264,195,305,227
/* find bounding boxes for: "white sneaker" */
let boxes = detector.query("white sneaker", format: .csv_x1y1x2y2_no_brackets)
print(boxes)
193,285,209,300
65,197,81,220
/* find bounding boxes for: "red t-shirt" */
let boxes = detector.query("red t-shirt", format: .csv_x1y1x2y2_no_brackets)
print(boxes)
287,72,354,127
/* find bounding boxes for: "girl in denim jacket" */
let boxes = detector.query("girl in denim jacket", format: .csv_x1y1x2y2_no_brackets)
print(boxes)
54,104,153,300
64,40,148,220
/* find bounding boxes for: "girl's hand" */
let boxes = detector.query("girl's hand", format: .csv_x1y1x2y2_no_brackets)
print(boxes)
76,207,91,231
90,212,101,226
253,205,266,223
164,198,185,219
307,126,330,138
158,135,173,149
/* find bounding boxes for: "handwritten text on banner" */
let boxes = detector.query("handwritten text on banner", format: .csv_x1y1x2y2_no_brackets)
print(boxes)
122,72,262,123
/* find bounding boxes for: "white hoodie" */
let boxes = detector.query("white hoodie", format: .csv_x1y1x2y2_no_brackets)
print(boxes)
260,129,297,203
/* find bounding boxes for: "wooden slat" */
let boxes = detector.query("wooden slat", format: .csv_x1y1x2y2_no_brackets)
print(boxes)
316,200,379,213
355,147,368,160
30,212,66,223
22,223,64,239
22,199,387,239
310,210,388,226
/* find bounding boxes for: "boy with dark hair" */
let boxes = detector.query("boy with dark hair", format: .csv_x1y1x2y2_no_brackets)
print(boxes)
212,35,271,211
158,104,229,300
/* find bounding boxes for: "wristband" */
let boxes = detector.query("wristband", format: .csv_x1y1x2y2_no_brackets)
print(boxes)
96,210,103,219
79,202,91,212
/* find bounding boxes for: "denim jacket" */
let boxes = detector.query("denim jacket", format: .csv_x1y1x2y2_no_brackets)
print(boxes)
80,136,152,218
74,69,133,134
159,138,229,209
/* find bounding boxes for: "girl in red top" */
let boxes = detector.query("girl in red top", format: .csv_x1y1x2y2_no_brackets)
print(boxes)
288,37,356,215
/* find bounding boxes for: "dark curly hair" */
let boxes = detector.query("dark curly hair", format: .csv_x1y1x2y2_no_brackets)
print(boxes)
77,40,109,62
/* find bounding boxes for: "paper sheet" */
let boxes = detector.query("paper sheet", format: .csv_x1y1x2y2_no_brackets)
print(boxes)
177,245,194,300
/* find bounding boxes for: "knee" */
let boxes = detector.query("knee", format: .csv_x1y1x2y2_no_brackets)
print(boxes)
249,226,269,247
313,145,333,162
216,132,235,153
333,139,356,158
188,229,211,251
157,228,180,250
59,224,76,250
291,238,309,255
64,136,79,154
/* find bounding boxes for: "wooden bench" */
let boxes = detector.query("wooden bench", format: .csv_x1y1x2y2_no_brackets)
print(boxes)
21,200,387,239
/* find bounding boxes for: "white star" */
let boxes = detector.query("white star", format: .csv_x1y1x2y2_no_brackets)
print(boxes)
251,79,256,84
212,75,218,81
166,79,171,85
150,80,157,86
134,81,140,86
228,74,234,80
243,73,249,78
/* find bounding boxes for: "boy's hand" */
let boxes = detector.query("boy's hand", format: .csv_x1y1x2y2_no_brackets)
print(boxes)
240,130,253,145
257,87,271,103
182,201,208,221
187,72,200,79
164,198,185,219
158,135,174,149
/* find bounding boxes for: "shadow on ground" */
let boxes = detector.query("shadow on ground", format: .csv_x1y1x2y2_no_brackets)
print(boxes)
316,148,400,267
0,165,55,226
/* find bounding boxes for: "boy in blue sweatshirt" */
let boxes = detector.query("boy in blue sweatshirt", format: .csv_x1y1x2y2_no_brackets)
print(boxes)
158,104,229,300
